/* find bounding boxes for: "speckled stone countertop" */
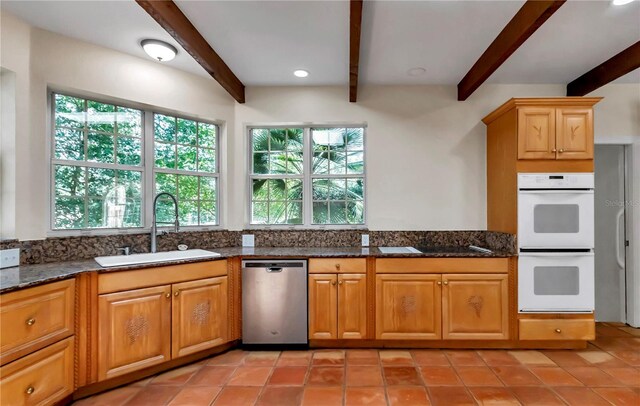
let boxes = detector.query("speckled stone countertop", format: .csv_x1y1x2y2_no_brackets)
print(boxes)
0,246,514,294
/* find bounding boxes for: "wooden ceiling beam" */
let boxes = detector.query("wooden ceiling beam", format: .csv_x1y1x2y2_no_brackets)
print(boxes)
350,0,363,102
567,41,640,96
457,0,565,101
136,0,245,103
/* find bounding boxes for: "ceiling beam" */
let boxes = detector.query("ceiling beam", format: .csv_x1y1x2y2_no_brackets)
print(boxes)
457,0,565,101
567,41,640,96
350,0,363,102
136,0,245,103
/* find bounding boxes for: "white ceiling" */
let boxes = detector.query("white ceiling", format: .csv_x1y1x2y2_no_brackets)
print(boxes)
2,0,639,86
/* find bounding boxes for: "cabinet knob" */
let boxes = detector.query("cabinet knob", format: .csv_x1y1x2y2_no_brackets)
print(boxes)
165,292,171,298
25,386,35,395
335,264,341,270
559,149,564,153
338,280,343,286
26,318,36,326
555,328,562,334
443,281,449,285
331,280,337,286
437,281,442,286
174,291,180,297
551,148,557,153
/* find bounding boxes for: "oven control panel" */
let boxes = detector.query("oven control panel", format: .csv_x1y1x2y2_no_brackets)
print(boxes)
518,173,594,189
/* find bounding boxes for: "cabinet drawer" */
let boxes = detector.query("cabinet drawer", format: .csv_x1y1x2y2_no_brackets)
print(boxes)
309,258,366,274
0,280,75,365
519,319,595,340
0,337,74,406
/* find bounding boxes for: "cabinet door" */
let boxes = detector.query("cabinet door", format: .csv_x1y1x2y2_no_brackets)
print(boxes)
517,107,556,159
376,274,441,340
309,274,338,340
442,274,508,340
556,108,593,160
172,276,228,358
338,274,367,339
98,285,171,380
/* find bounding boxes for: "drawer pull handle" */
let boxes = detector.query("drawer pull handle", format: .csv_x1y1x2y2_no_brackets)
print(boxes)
335,264,341,270
26,318,36,326
555,328,562,334
26,386,35,395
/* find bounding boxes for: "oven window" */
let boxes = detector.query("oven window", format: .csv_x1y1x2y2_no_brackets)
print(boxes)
533,266,579,295
534,204,579,233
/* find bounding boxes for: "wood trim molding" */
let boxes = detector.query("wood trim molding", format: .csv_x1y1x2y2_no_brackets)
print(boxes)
349,0,364,102
136,0,245,103
567,41,640,96
365,257,376,340
75,272,99,388
482,97,602,124
457,0,566,101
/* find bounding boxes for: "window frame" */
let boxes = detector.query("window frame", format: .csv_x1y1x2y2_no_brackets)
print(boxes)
47,89,224,236
245,123,367,229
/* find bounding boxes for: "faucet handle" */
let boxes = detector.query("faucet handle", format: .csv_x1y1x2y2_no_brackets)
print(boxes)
116,246,131,256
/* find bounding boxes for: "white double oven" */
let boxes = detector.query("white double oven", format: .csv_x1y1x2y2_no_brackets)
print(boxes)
518,173,595,313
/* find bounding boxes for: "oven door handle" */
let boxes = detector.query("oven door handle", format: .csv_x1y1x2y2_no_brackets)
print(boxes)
519,252,594,257
518,190,594,194
616,208,625,269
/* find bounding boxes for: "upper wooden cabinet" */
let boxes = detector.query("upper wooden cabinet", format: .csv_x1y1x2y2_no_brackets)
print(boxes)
555,108,593,160
518,107,556,159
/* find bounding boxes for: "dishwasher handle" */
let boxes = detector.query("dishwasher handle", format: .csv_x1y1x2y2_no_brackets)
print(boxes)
266,267,283,273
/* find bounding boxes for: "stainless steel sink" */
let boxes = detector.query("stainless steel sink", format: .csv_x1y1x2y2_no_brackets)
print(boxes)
94,249,220,267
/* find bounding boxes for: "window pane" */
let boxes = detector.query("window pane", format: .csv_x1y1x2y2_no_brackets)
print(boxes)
329,151,346,175
116,107,142,137
154,114,176,143
312,178,328,200
155,172,177,195
312,151,329,174
87,132,114,163
269,201,286,224
177,145,197,171
155,198,176,224
178,175,198,201
347,178,364,200
200,200,216,224
287,201,303,224
286,179,303,200
286,128,303,151
252,202,268,224
116,136,141,166
55,196,84,229
177,118,197,145
329,201,347,224
312,128,345,151
155,142,176,169
55,94,84,129
198,122,216,148
347,201,364,224
286,151,303,175
347,151,364,174
252,129,269,151
198,148,216,173
268,178,287,201
330,179,346,200
313,202,328,224
178,200,198,225
55,128,84,161
87,168,115,197
87,101,115,133
252,179,269,201
253,152,269,174
346,128,364,150
55,165,85,197
200,177,216,201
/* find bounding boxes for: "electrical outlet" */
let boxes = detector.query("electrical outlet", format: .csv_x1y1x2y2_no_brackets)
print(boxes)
242,234,255,247
361,234,369,247
0,248,20,269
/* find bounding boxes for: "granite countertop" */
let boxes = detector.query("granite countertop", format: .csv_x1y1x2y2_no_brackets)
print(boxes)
0,246,514,294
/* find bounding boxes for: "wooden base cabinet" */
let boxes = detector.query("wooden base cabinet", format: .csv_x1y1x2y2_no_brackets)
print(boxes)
308,274,366,340
442,274,509,340
98,285,172,380
376,274,442,340
98,276,229,380
172,277,228,358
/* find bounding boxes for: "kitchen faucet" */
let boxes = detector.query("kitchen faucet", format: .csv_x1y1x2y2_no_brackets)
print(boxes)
151,192,179,253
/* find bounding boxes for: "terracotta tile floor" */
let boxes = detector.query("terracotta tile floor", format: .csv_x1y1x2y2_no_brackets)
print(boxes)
74,323,640,405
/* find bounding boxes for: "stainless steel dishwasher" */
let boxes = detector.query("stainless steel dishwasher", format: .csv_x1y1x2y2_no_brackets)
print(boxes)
242,260,308,344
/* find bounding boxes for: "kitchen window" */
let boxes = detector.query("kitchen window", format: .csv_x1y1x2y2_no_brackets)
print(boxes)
248,126,365,227
50,91,221,233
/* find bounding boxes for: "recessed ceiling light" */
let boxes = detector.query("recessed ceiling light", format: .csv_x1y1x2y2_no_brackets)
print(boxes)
407,67,426,76
294,69,309,78
612,0,635,5
141,39,177,62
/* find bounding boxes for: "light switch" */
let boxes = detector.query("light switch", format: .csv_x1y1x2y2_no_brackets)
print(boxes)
242,234,255,247
361,234,369,247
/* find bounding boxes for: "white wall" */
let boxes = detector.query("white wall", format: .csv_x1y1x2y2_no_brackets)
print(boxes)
2,11,639,238
0,69,17,239
1,11,236,240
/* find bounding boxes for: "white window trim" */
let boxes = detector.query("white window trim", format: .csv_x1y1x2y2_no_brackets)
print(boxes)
46,89,225,237
245,123,368,230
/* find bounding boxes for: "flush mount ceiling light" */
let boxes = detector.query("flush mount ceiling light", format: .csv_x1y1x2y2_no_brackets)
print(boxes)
407,67,427,76
293,69,309,78
141,39,177,62
612,0,635,5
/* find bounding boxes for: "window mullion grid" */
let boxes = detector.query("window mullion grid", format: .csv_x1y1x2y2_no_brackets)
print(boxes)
303,127,312,226
144,111,155,229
